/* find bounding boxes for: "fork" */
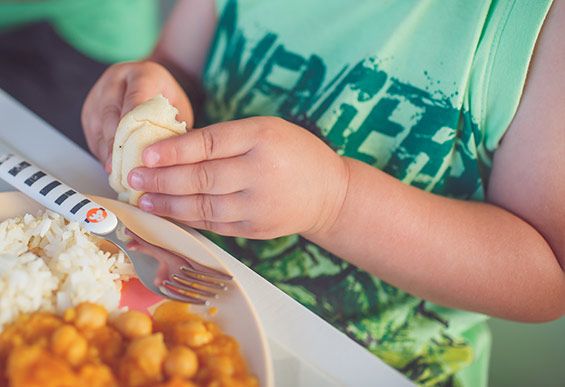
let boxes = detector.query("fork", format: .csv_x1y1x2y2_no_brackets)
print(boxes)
0,152,232,305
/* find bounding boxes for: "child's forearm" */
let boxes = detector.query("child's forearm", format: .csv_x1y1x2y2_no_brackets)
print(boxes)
306,157,565,322
148,0,218,121
150,0,216,80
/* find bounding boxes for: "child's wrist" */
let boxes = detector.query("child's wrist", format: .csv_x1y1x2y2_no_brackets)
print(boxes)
302,155,351,241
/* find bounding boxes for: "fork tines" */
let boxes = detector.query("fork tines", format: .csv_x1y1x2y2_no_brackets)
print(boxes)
163,279,216,298
161,265,231,305
180,267,229,288
177,258,234,282
159,285,209,305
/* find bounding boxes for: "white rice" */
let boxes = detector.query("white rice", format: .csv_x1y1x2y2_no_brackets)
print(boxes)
0,210,134,327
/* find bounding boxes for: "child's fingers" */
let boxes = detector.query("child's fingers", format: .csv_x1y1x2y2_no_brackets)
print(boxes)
98,102,121,165
82,71,125,164
143,119,259,167
121,74,163,118
129,157,251,195
104,156,112,174
86,104,118,166
121,62,194,126
137,192,248,223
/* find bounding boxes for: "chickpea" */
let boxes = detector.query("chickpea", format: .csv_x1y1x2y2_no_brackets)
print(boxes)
126,332,167,362
74,303,107,330
25,313,63,342
88,326,124,364
113,311,152,339
173,321,213,348
50,325,88,366
120,333,167,386
207,355,234,377
78,363,118,387
153,302,193,326
164,346,198,379
63,307,76,323
159,377,198,387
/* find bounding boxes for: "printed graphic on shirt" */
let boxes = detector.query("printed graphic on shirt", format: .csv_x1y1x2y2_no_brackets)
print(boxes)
204,1,488,385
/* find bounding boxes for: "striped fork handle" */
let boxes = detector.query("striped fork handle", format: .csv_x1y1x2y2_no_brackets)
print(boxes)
0,152,117,235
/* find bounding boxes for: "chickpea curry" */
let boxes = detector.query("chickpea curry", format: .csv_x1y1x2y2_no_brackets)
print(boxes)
0,302,258,387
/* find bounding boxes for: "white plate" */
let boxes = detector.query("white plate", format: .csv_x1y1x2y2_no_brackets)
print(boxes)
0,191,274,386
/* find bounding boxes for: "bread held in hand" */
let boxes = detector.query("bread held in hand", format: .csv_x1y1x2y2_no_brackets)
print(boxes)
109,95,187,205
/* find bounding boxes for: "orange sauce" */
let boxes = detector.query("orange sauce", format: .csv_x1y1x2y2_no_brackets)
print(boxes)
0,302,258,387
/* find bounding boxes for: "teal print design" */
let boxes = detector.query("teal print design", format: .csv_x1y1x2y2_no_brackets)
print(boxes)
203,1,487,385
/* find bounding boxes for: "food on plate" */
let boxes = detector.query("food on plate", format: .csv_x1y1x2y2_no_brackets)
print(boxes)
109,94,187,205
0,210,133,328
113,310,152,339
0,301,258,387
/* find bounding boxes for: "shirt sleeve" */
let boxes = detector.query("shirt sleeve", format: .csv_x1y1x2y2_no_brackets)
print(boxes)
466,0,553,154
52,0,160,63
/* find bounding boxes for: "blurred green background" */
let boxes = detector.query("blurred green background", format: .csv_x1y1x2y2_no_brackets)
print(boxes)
158,1,565,386
488,318,565,386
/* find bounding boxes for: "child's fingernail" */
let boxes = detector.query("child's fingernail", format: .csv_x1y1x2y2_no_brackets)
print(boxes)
139,196,154,211
129,171,143,189
144,148,160,166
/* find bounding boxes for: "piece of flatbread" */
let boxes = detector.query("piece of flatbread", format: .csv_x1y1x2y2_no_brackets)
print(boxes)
109,95,187,204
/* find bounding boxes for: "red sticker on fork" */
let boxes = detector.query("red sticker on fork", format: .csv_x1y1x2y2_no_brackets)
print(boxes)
85,207,108,223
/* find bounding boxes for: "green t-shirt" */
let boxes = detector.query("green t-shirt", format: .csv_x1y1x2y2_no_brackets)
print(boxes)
0,0,159,63
202,0,552,385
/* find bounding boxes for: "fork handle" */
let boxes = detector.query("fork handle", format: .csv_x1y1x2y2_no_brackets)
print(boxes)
0,152,118,235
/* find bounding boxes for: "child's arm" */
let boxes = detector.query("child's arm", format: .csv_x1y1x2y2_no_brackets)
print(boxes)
149,0,217,114
308,4,565,321
151,0,216,85
129,2,565,322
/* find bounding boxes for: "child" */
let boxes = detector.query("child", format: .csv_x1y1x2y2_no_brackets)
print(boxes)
81,1,565,385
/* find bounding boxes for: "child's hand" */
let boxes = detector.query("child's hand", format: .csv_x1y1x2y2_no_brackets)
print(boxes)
82,61,193,172
128,117,350,239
